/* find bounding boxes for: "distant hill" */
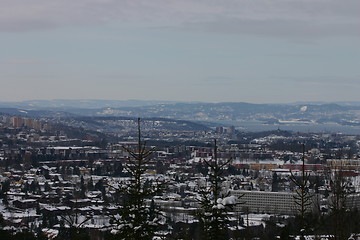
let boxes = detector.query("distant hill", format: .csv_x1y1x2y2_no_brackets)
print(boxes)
2,100,360,132
56,116,210,133
0,99,178,109
59,102,360,127
0,108,76,118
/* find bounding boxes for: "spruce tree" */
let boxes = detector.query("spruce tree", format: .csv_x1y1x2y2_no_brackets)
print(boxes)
328,164,351,240
290,144,313,237
110,118,162,240
196,139,237,240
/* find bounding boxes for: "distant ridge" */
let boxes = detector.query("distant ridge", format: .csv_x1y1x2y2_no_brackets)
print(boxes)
2,99,360,110
0,99,180,109
2,100,360,133
0,107,76,118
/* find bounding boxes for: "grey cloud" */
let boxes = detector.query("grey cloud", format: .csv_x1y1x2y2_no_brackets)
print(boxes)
100,73,146,80
181,18,360,38
1,59,55,64
265,53,318,58
270,75,360,85
0,0,358,36
95,73,149,84
197,76,256,87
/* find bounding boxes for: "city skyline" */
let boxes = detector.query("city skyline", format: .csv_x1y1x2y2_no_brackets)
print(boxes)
1,0,359,104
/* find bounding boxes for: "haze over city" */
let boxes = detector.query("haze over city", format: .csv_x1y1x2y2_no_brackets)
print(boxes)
0,0,359,103
2,2,360,239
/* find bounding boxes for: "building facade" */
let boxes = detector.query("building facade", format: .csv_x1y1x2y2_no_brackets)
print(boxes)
231,190,316,215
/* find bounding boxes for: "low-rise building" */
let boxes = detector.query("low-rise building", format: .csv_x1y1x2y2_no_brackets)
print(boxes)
231,190,316,215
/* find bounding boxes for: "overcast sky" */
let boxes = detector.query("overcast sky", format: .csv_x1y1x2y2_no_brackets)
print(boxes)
1,0,359,103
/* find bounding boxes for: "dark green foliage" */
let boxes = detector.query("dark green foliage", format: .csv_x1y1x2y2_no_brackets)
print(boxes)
196,140,238,240
290,144,313,236
56,227,90,240
0,230,37,240
225,164,241,176
327,168,353,240
109,118,162,240
1,179,11,193
0,229,12,239
168,221,202,240
195,162,208,176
